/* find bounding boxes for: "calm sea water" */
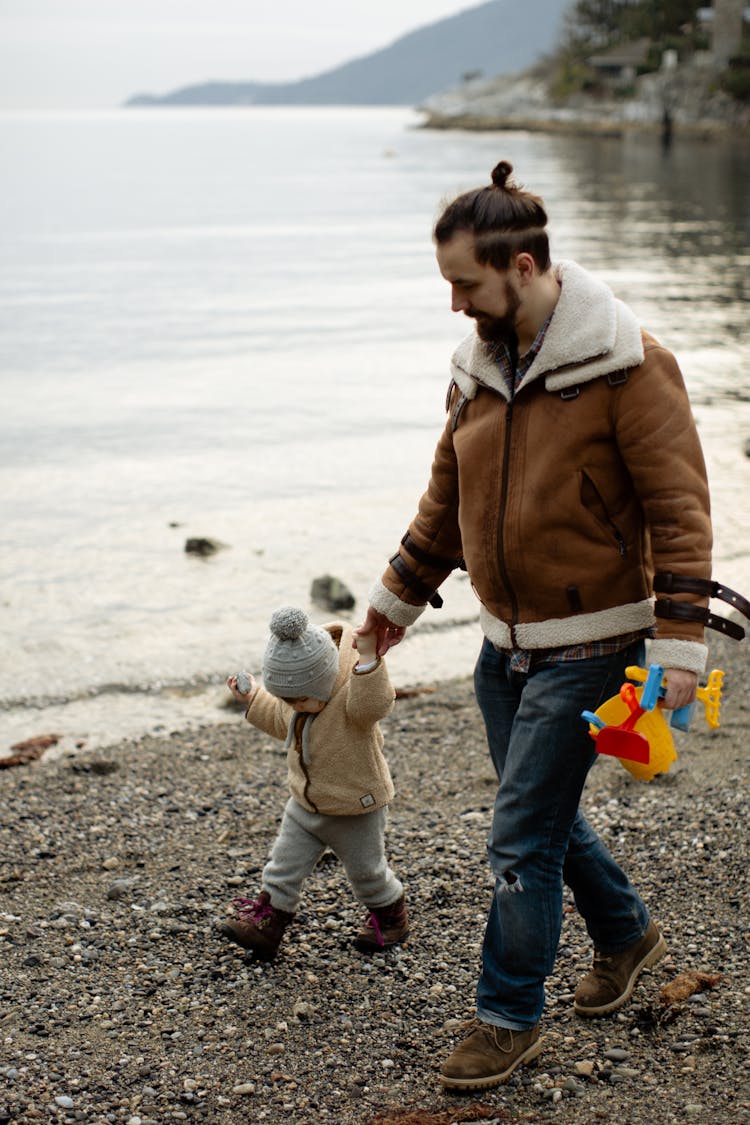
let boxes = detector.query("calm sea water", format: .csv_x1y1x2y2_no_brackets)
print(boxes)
1,107,749,755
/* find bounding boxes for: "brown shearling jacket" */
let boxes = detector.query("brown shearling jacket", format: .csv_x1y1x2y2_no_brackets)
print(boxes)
370,261,713,674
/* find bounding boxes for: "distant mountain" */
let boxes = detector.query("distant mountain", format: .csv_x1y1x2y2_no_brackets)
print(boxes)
126,0,568,107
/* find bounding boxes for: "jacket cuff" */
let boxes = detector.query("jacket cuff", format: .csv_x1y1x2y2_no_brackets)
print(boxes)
368,580,426,627
647,637,708,675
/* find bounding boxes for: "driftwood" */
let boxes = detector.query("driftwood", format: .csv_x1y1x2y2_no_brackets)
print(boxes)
658,970,722,1007
394,686,437,700
0,733,60,769
635,969,724,1028
367,1104,512,1125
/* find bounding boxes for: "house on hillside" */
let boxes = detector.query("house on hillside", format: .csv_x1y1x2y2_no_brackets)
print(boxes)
587,38,652,89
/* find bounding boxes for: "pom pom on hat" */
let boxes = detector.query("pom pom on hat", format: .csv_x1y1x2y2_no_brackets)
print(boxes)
262,606,339,702
269,606,309,641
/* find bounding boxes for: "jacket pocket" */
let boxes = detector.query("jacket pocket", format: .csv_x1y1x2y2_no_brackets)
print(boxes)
580,471,627,556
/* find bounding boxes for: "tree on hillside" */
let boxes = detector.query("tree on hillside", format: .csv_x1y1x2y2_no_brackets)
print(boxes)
564,0,628,47
564,0,701,49
619,0,702,40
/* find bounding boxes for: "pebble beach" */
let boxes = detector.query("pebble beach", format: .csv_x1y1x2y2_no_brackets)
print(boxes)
1,631,748,1125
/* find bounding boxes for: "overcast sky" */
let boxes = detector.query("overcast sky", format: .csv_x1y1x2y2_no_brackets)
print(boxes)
0,0,480,109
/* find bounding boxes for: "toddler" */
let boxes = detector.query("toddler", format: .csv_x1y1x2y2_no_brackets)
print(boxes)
221,606,408,960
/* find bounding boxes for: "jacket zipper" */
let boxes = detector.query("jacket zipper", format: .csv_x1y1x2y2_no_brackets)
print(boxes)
497,397,520,644
295,714,319,813
596,487,628,556
582,471,628,556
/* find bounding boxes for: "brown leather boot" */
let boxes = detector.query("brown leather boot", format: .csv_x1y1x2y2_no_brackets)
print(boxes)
440,1019,543,1089
574,919,667,1016
354,894,409,952
218,892,294,960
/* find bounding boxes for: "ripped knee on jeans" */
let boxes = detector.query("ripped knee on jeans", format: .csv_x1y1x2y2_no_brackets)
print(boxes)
496,869,524,895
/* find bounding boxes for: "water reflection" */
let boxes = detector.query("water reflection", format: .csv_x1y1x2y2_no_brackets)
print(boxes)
549,132,750,239
528,132,750,406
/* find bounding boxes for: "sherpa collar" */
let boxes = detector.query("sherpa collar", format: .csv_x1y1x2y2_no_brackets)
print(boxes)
449,260,645,401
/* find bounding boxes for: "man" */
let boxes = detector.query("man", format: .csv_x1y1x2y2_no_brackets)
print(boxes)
360,160,712,1090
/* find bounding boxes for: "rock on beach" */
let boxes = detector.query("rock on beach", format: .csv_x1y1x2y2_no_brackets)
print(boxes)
0,632,747,1124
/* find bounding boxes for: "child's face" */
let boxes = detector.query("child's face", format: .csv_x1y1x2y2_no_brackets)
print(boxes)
283,697,327,714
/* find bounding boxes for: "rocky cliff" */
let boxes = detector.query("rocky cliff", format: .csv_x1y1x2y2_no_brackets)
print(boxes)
420,58,750,137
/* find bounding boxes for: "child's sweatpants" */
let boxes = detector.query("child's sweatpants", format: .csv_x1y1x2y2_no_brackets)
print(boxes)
262,796,403,914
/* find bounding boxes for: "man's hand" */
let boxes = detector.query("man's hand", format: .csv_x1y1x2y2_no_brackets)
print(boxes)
357,606,407,656
662,668,698,711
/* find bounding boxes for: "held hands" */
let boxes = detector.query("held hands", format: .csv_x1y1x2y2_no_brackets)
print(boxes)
356,606,407,657
353,627,378,665
226,671,258,705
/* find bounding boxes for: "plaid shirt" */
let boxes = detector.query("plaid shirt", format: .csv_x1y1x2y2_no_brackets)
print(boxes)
493,313,553,397
503,631,652,675
493,314,651,671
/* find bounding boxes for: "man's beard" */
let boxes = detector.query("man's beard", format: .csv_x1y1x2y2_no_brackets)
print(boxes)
470,280,521,348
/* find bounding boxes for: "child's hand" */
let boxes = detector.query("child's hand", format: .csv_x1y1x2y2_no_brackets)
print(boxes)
226,672,257,704
353,628,378,665
357,606,406,656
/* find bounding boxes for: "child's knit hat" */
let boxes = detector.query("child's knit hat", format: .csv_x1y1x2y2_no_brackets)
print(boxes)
262,607,339,702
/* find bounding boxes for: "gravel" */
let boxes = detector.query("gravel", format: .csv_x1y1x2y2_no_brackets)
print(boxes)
1,632,748,1124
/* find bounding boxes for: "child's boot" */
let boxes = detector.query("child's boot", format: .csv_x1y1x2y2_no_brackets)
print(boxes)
218,892,294,960
354,894,409,952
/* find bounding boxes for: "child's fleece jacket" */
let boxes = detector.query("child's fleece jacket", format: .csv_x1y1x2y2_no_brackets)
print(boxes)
244,622,396,816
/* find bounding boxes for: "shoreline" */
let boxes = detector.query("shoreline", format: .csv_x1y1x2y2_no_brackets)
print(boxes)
2,631,748,1123
417,111,743,141
0,616,486,764
416,60,750,144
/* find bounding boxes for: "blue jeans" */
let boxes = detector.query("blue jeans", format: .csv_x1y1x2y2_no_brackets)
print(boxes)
474,638,650,1030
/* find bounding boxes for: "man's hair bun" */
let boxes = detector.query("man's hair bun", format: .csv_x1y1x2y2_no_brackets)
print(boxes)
491,161,514,189
269,606,308,640
434,158,549,270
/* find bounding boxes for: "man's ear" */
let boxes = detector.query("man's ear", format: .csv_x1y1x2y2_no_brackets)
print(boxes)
514,251,536,285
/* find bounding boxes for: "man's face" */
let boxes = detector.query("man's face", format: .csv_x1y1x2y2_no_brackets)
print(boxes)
436,231,521,343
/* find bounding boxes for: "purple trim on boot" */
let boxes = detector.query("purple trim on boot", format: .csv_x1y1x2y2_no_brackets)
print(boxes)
366,912,385,948
232,896,273,924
